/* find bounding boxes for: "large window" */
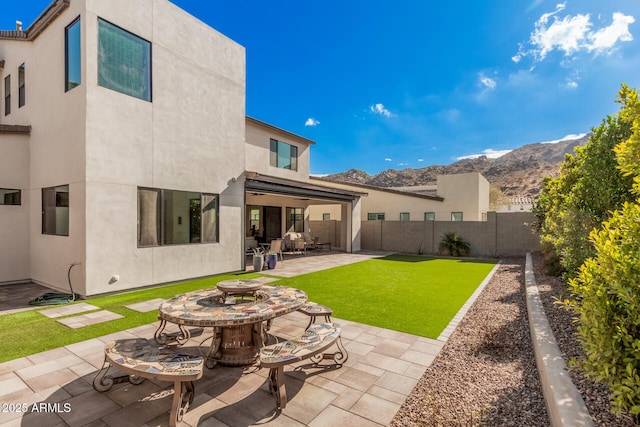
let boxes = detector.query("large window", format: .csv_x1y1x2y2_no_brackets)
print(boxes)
137,188,218,247
65,17,81,91
98,18,151,101
4,75,10,116
270,139,298,171
367,213,385,220
18,64,25,107
42,185,69,236
0,188,21,205
286,207,303,232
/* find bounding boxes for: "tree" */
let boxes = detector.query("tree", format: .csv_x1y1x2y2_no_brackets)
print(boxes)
533,99,634,278
567,84,640,415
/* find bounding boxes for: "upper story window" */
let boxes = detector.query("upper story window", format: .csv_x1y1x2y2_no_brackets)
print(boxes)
270,139,298,171
137,188,218,247
424,212,435,221
451,212,463,222
323,213,330,221
0,188,21,205
98,18,151,102
65,17,81,91
400,212,410,221
367,213,385,220
18,64,25,107
4,75,10,116
42,185,70,236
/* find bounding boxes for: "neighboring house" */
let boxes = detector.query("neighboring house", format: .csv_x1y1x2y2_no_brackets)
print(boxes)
310,172,490,222
0,0,365,296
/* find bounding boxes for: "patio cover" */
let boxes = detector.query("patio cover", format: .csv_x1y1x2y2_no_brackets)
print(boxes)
244,172,366,202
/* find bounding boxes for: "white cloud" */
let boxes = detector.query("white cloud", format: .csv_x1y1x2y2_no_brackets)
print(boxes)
479,74,497,90
370,103,395,118
417,158,424,162
587,12,634,53
384,157,392,162
514,4,635,63
540,133,587,144
565,79,578,88
457,149,512,160
305,117,320,127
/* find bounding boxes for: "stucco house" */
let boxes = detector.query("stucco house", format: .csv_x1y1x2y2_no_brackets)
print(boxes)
309,172,490,222
0,0,366,296
1,0,491,297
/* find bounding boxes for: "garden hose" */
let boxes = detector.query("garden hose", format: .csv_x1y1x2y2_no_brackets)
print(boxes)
28,262,81,306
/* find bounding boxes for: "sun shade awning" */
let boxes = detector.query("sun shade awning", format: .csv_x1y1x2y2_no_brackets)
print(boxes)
245,173,366,202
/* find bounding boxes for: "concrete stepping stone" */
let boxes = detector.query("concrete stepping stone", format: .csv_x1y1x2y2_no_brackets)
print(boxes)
57,310,124,329
39,303,100,318
125,298,166,313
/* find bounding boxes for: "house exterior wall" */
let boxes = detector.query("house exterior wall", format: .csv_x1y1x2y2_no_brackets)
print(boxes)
309,172,490,222
1,0,246,295
245,118,311,183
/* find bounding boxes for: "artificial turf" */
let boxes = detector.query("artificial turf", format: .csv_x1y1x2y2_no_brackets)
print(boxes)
274,254,498,338
0,255,497,363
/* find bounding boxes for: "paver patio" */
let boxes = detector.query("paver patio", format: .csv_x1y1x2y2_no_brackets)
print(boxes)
0,251,487,426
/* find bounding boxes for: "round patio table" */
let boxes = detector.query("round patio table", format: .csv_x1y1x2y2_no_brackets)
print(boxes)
155,283,307,367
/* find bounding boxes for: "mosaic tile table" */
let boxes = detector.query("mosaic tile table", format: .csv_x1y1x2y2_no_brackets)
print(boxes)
156,284,307,367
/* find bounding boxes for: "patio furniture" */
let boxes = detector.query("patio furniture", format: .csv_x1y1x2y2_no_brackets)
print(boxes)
156,283,307,367
259,322,347,409
269,238,284,261
93,338,204,427
298,301,333,329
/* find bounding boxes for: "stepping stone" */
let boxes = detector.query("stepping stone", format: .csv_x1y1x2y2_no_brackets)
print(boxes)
39,303,100,318
57,310,124,329
125,298,166,313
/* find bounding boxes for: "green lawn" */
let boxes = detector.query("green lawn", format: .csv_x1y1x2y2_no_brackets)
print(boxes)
0,255,497,363
274,254,498,338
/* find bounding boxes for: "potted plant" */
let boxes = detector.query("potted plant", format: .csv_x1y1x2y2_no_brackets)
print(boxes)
252,247,265,272
265,250,278,270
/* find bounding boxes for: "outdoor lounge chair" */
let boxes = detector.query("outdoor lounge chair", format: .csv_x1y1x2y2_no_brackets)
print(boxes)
269,238,284,261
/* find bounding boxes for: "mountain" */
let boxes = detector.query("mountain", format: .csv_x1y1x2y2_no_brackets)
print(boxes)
322,135,590,199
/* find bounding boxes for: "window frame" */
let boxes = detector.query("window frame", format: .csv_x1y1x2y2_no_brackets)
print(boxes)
65,17,81,92
270,139,298,171
424,212,435,221
18,64,25,108
286,207,304,233
42,185,70,236
4,74,10,116
399,212,410,221
98,18,152,102
322,213,330,221
137,187,219,247
367,213,385,221
451,212,463,222
0,188,21,205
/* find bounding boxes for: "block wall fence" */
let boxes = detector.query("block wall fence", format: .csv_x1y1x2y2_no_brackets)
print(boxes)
311,212,540,257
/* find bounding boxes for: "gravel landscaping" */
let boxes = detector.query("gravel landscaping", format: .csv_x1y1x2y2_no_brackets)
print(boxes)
390,255,638,426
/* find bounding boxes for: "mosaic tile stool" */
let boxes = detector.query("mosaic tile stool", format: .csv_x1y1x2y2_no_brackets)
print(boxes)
259,322,347,409
93,338,204,427
298,301,333,329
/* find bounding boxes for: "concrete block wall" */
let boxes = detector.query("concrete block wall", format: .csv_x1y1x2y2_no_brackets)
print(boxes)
359,212,540,257
309,220,341,249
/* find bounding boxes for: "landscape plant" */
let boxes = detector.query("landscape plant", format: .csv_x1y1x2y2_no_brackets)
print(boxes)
437,232,471,257
566,84,640,415
533,93,635,278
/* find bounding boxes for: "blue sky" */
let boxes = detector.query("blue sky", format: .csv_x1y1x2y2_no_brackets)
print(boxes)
2,1,639,175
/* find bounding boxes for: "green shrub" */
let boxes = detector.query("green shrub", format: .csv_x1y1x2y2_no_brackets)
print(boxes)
438,232,470,257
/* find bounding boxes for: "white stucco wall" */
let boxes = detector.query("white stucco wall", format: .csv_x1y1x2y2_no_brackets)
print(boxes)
245,118,312,182
1,0,246,294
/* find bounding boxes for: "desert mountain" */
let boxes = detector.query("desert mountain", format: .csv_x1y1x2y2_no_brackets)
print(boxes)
322,134,590,200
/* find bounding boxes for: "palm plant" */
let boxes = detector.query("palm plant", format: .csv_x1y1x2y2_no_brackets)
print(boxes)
438,232,470,257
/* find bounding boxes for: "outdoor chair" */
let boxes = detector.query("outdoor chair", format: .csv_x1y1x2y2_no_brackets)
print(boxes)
269,238,284,261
